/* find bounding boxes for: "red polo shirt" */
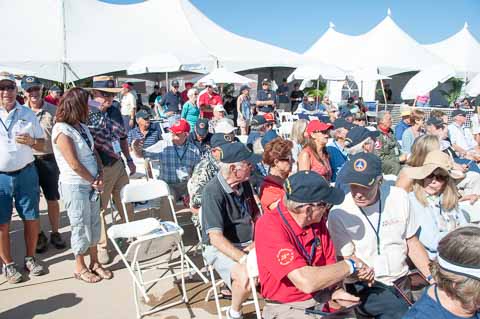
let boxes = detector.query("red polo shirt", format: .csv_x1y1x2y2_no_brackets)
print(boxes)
198,90,222,119
254,200,337,303
259,175,285,213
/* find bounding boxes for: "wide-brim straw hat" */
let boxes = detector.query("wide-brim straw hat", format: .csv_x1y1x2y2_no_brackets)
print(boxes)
85,76,122,93
403,150,464,180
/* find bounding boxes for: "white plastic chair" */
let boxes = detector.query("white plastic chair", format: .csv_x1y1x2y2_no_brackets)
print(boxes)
246,249,262,319
278,121,294,139
237,135,248,144
120,180,208,283
107,218,189,319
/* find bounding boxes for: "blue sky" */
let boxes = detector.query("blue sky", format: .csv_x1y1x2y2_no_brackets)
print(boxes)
102,0,479,53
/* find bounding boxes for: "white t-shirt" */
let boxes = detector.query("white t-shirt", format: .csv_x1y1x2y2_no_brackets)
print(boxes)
471,114,480,135
52,123,98,185
448,122,477,151
0,103,44,172
328,184,418,285
120,92,137,116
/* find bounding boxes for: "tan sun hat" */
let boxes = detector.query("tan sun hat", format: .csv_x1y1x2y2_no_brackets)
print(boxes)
86,75,122,93
399,104,411,117
403,150,464,180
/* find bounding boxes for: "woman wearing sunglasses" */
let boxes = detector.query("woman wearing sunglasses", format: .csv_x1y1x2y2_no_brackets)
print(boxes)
403,150,468,260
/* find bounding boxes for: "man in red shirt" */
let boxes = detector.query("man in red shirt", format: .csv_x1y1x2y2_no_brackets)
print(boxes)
255,170,371,319
44,85,63,106
180,82,193,104
198,79,222,119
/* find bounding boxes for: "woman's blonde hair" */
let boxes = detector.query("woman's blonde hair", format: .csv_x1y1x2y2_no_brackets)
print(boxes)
431,226,480,313
407,135,440,167
412,168,459,211
291,119,308,146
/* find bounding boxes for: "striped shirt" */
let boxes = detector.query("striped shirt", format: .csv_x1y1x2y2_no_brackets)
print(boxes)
127,123,162,159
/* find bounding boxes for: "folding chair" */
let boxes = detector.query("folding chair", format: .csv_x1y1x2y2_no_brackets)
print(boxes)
107,218,189,319
120,179,208,283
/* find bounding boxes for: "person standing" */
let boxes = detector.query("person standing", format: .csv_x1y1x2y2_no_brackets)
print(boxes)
52,87,112,283
198,80,222,120
148,85,161,107
276,78,290,112
0,72,46,283
180,82,194,104
120,83,137,133
290,83,304,113
160,80,182,123
21,76,66,253
237,85,252,135
86,76,136,265
180,88,200,131
256,79,276,114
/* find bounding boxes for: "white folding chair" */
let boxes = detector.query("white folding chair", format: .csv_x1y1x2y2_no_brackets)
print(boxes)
246,249,262,319
107,218,189,319
278,121,294,139
120,180,209,283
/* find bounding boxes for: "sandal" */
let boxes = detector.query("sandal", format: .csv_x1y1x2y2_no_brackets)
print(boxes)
91,265,113,280
74,268,101,283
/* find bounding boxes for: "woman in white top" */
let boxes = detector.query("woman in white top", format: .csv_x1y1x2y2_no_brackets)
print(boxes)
52,88,112,283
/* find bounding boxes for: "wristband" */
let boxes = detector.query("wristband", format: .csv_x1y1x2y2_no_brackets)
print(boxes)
346,259,356,275
426,275,433,282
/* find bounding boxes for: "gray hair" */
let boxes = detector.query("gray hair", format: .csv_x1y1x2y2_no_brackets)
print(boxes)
377,111,390,124
347,137,372,155
283,195,308,213
187,88,198,99
218,161,243,178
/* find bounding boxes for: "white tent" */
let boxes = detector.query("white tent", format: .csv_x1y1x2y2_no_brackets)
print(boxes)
0,0,300,82
195,68,253,86
401,64,456,100
423,23,480,78
127,53,209,76
287,62,347,82
465,73,480,97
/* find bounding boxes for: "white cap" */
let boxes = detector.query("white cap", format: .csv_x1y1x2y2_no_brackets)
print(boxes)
214,118,236,134
214,104,226,112
0,71,16,82
204,79,217,88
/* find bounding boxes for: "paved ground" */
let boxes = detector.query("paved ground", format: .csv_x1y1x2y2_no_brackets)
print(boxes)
0,198,260,319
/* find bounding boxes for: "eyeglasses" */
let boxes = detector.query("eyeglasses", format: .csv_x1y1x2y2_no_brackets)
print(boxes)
296,201,332,210
426,172,448,182
0,84,16,91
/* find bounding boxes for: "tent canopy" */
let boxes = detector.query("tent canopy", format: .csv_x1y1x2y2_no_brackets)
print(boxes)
195,68,253,86
401,64,456,100
0,0,300,82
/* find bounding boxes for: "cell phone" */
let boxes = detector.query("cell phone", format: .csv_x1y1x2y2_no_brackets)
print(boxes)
304,303,360,317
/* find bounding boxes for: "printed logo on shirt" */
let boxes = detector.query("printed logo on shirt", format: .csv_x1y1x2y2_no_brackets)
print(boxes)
353,159,367,172
374,140,382,150
276,248,295,266
382,218,402,227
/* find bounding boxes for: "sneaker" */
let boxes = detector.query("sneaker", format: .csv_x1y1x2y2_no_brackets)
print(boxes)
97,248,110,265
24,256,46,276
36,231,49,254
4,263,23,284
50,232,67,249
225,306,243,319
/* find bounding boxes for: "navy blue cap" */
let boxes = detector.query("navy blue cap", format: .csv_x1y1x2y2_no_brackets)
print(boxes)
211,133,236,148
219,142,262,164
284,171,345,204
49,85,63,92
251,115,267,126
333,118,354,130
135,110,151,120
451,109,467,117
426,117,444,127
261,130,279,148
345,126,380,148
195,118,209,137
171,80,180,87
341,152,382,187
21,76,42,91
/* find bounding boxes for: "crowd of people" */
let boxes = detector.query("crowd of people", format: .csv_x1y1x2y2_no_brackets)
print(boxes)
1,70,480,319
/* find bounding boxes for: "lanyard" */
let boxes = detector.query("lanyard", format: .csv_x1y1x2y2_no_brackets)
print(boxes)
73,124,93,150
276,206,318,266
0,108,17,137
174,143,188,163
358,196,382,255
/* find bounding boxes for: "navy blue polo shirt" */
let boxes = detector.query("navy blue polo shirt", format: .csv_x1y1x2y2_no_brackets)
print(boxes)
127,122,162,158
257,89,276,113
159,91,181,114
276,84,289,104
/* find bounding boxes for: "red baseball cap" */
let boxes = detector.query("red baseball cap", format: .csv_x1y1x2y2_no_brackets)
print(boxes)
170,119,190,134
263,113,275,123
306,120,333,136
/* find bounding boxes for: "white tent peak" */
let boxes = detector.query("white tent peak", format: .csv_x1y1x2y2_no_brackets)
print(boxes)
329,21,335,29
464,21,469,29
387,8,392,16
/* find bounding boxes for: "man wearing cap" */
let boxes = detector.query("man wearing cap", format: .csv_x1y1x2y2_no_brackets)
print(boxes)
276,78,290,112
327,118,353,182
87,75,136,264
22,76,66,253
0,72,47,283
256,79,276,114
375,111,406,175
214,118,237,135
237,84,252,135
448,109,480,157
328,153,432,319
290,83,304,113
128,110,162,159
44,85,63,106
148,85,161,107
209,104,227,132
159,80,182,119
394,105,411,141
181,82,194,104
256,171,366,319
294,95,322,116
188,118,212,157
198,80,223,120
246,115,273,151
120,82,137,132
201,142,261,319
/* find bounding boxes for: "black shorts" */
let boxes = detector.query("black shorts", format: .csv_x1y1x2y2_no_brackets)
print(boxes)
34,155,60,201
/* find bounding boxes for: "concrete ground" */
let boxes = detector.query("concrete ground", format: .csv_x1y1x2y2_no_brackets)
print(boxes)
0,197,260,319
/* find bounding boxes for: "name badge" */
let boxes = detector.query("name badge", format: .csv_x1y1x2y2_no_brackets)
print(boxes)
394,147,400,156
112,140,121,154
374,254,390,277
7,139,17,153
176,166,189,181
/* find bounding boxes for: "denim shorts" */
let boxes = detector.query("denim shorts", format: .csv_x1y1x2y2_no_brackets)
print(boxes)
60,183,101,256
0,162,40,224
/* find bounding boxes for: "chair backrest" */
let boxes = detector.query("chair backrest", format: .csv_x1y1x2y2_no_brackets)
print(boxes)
120,179,171,204
246,249,259,278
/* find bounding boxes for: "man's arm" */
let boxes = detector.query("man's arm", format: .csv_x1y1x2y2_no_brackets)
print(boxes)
287,262,351,294
120,138,136,174
208,230,246,262
406,235,432,279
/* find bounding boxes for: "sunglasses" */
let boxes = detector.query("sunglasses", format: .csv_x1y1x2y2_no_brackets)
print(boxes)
0,84,16,91
312,130,329,134
296,201,332,210
426,172,448,181
99,91,116,98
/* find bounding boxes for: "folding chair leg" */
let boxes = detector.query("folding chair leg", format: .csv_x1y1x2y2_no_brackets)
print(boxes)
250,277,262,319
184,254,209,283
208,265,223,319
177,243,189,303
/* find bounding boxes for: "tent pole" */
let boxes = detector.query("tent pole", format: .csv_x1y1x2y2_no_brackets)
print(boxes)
61,0,68,87
380,79,388,109
166,72,169,87
316,78,320,106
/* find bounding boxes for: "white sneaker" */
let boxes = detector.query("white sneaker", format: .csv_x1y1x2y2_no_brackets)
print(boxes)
225,306,243,319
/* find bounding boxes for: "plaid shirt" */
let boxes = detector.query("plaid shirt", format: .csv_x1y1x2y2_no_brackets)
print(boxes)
87,106,126,165
157,141,200,184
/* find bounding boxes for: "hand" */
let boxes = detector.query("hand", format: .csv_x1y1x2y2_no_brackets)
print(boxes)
331,288,360,308
92,176,104,192
460,194,480,204
462,164,469,172
132,139,144,156
243,242,255,253
127,160,136,175
350,256,375,286
15,134,34,146
399,154,408,162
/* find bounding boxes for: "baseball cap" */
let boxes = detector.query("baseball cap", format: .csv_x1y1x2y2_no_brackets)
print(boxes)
341,152,382,187
219,142,261,164
240,84,250,92
399,104,411,117
306,120,333,136
284,171,345,205
263,113,275,123
170,119,190,134
211,133,236,148
345,126,380,148
214,119,236,134
0,72,16,83
214,104,226,113
340,109,353,119
261,130,279,148
195,118,209,137
204,79,217,88
261,78,271,85
171,80,180,87
426,117,444,127
185,82,194,88
333,118,354,130
21,76,42,91
49,85,63,93
251,115,267,126
451,109,467,117
135,110,151,120
87,76,122,93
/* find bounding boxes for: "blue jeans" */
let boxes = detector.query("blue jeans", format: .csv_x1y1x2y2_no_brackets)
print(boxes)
0,162,40,224
454,157,480,174
60,183,101,256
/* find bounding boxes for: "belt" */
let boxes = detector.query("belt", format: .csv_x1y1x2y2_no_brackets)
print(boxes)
264,299,283,305
0,162,34,175
34,153,55,161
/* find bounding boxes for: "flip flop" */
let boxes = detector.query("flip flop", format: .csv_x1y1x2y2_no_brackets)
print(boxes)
74,268,101,283
91,266,113,280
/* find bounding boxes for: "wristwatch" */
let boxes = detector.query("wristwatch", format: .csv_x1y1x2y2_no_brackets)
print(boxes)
346,259,357,275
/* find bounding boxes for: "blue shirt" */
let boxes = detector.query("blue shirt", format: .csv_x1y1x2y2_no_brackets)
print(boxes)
159,91,181,114
395,120,410,141
401,128,422,155
276,84,289,104
326,142,348,182
257,89,276,113
157,141,200,184
247,131,262,150
127,123,162,159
